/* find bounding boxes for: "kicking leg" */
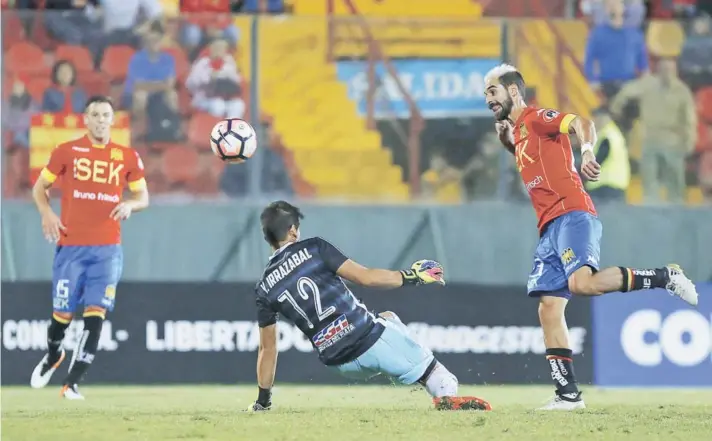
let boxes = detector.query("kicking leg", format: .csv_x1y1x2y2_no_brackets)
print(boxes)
537,295,585,411
61,306,106,400
568,265,698,305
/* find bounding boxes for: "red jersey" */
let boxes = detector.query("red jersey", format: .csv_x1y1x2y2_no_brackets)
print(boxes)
40,135,146,246
512,107,597,233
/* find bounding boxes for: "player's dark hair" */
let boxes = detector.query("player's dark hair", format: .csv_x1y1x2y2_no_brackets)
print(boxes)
84,95,115,112
261,201,304,248
499,71,526,99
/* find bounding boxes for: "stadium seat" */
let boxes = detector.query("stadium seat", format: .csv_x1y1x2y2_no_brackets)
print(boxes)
6,42,46,75
164,46,190,82
2,12,26,51
55,45,95,73
188,112,220,147
696,121,711,152
101,46,135,82
695,87,712,124
26,77,52,103
80,71,111,97
162,146,200,184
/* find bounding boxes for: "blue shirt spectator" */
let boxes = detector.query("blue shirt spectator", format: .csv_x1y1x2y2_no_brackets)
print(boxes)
123,28,176,104
582,0,646,29
42,60,87,114
585,24,648,84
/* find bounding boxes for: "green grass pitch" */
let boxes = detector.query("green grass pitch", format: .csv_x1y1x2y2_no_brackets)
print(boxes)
2,385,712,441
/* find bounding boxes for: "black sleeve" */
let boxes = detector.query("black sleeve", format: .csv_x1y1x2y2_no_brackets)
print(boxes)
256,295,277,328
597,139,611,163
316,237,349,273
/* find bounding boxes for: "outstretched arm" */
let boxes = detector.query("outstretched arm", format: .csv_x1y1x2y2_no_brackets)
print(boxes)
336,259,444,288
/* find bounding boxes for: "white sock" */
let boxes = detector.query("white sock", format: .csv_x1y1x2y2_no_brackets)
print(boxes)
423,363,458,398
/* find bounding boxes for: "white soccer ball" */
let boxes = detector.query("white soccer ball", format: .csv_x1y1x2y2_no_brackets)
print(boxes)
209,118,258,164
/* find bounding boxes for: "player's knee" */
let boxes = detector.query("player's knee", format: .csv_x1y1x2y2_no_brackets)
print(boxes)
567,271,597,296
52,311,73,324
83,306,107,320
538,297,565,324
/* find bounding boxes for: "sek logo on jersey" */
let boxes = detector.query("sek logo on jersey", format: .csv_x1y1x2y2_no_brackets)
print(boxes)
312,314,354,352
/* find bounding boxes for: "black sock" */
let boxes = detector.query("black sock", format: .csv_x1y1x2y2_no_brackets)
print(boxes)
545,348,580,401
417,359,439,386
619,267,669,292
63,316,103,386
47,315,70,362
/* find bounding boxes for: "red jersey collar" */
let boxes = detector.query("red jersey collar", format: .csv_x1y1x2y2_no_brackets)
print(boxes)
511,106,535,128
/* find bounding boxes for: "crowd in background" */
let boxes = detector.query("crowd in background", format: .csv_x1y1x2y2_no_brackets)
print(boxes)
421,0,712,206
1,0,292,199
2,0,712,204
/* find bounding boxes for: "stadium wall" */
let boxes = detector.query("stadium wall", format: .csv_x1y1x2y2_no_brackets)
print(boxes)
0,282,593,386
2,202,712,284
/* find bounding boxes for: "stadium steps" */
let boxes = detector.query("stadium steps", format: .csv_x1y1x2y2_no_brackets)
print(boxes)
331,18,500,59
256,17,409,200
293,0,482,17
513,20,598,117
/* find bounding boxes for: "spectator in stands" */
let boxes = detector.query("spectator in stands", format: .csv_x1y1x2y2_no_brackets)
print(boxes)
180,0,240,55
185,38,245,118
42,60,88,114
610,58,697,204
123,24,178,120
461,133,501,201
679,13,712,89
584,107,631,204
2,76,37,148
42,0,99,45
85,0,163,63
421,151,462,203
584,0,649,100
581,0,646,28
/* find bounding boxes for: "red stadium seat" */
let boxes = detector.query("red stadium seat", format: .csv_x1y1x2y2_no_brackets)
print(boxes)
55,45,95,73
164,46,190,82
696,122,712,152
101,45,135,82
25,76,52,103
2,12,26,51
695,87,712,124
6,42,46,75
79,71,111,96
162,146,200,184
188,112,220,147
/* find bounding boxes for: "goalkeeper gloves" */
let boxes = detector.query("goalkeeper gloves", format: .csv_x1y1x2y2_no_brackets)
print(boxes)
400,260,446,286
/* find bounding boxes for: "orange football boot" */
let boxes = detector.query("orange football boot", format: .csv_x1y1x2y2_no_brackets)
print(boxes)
433,396,492,411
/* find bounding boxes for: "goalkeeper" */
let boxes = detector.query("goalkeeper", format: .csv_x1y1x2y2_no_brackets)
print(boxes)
247,201,491,413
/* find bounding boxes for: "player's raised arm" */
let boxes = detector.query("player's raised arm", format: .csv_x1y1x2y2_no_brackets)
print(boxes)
32,147,67,243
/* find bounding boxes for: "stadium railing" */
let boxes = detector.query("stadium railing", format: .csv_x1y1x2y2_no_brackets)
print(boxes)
326,0,425,196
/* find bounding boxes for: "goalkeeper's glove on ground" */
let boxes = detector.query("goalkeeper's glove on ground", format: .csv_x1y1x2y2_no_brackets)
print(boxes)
400,260,446,286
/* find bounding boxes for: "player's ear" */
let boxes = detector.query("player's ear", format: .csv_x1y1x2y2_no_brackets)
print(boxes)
508,84,519,99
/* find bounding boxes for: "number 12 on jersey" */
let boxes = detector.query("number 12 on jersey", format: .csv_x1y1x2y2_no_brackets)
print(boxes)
277,277,336,329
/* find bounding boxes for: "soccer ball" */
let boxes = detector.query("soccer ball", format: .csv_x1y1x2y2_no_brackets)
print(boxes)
209,118,257,164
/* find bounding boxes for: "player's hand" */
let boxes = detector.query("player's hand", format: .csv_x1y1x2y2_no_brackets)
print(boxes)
246,401,271,412
409,260,446,286
41,210,66,243
110,202,133,221
495,120,515,148
580,150,601,182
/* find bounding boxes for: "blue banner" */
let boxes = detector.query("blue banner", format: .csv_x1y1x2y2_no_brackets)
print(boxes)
593,284,711,387
336,58,500,119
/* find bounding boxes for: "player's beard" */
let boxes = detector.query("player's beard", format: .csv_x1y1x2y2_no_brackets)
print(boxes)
494,96,514,121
